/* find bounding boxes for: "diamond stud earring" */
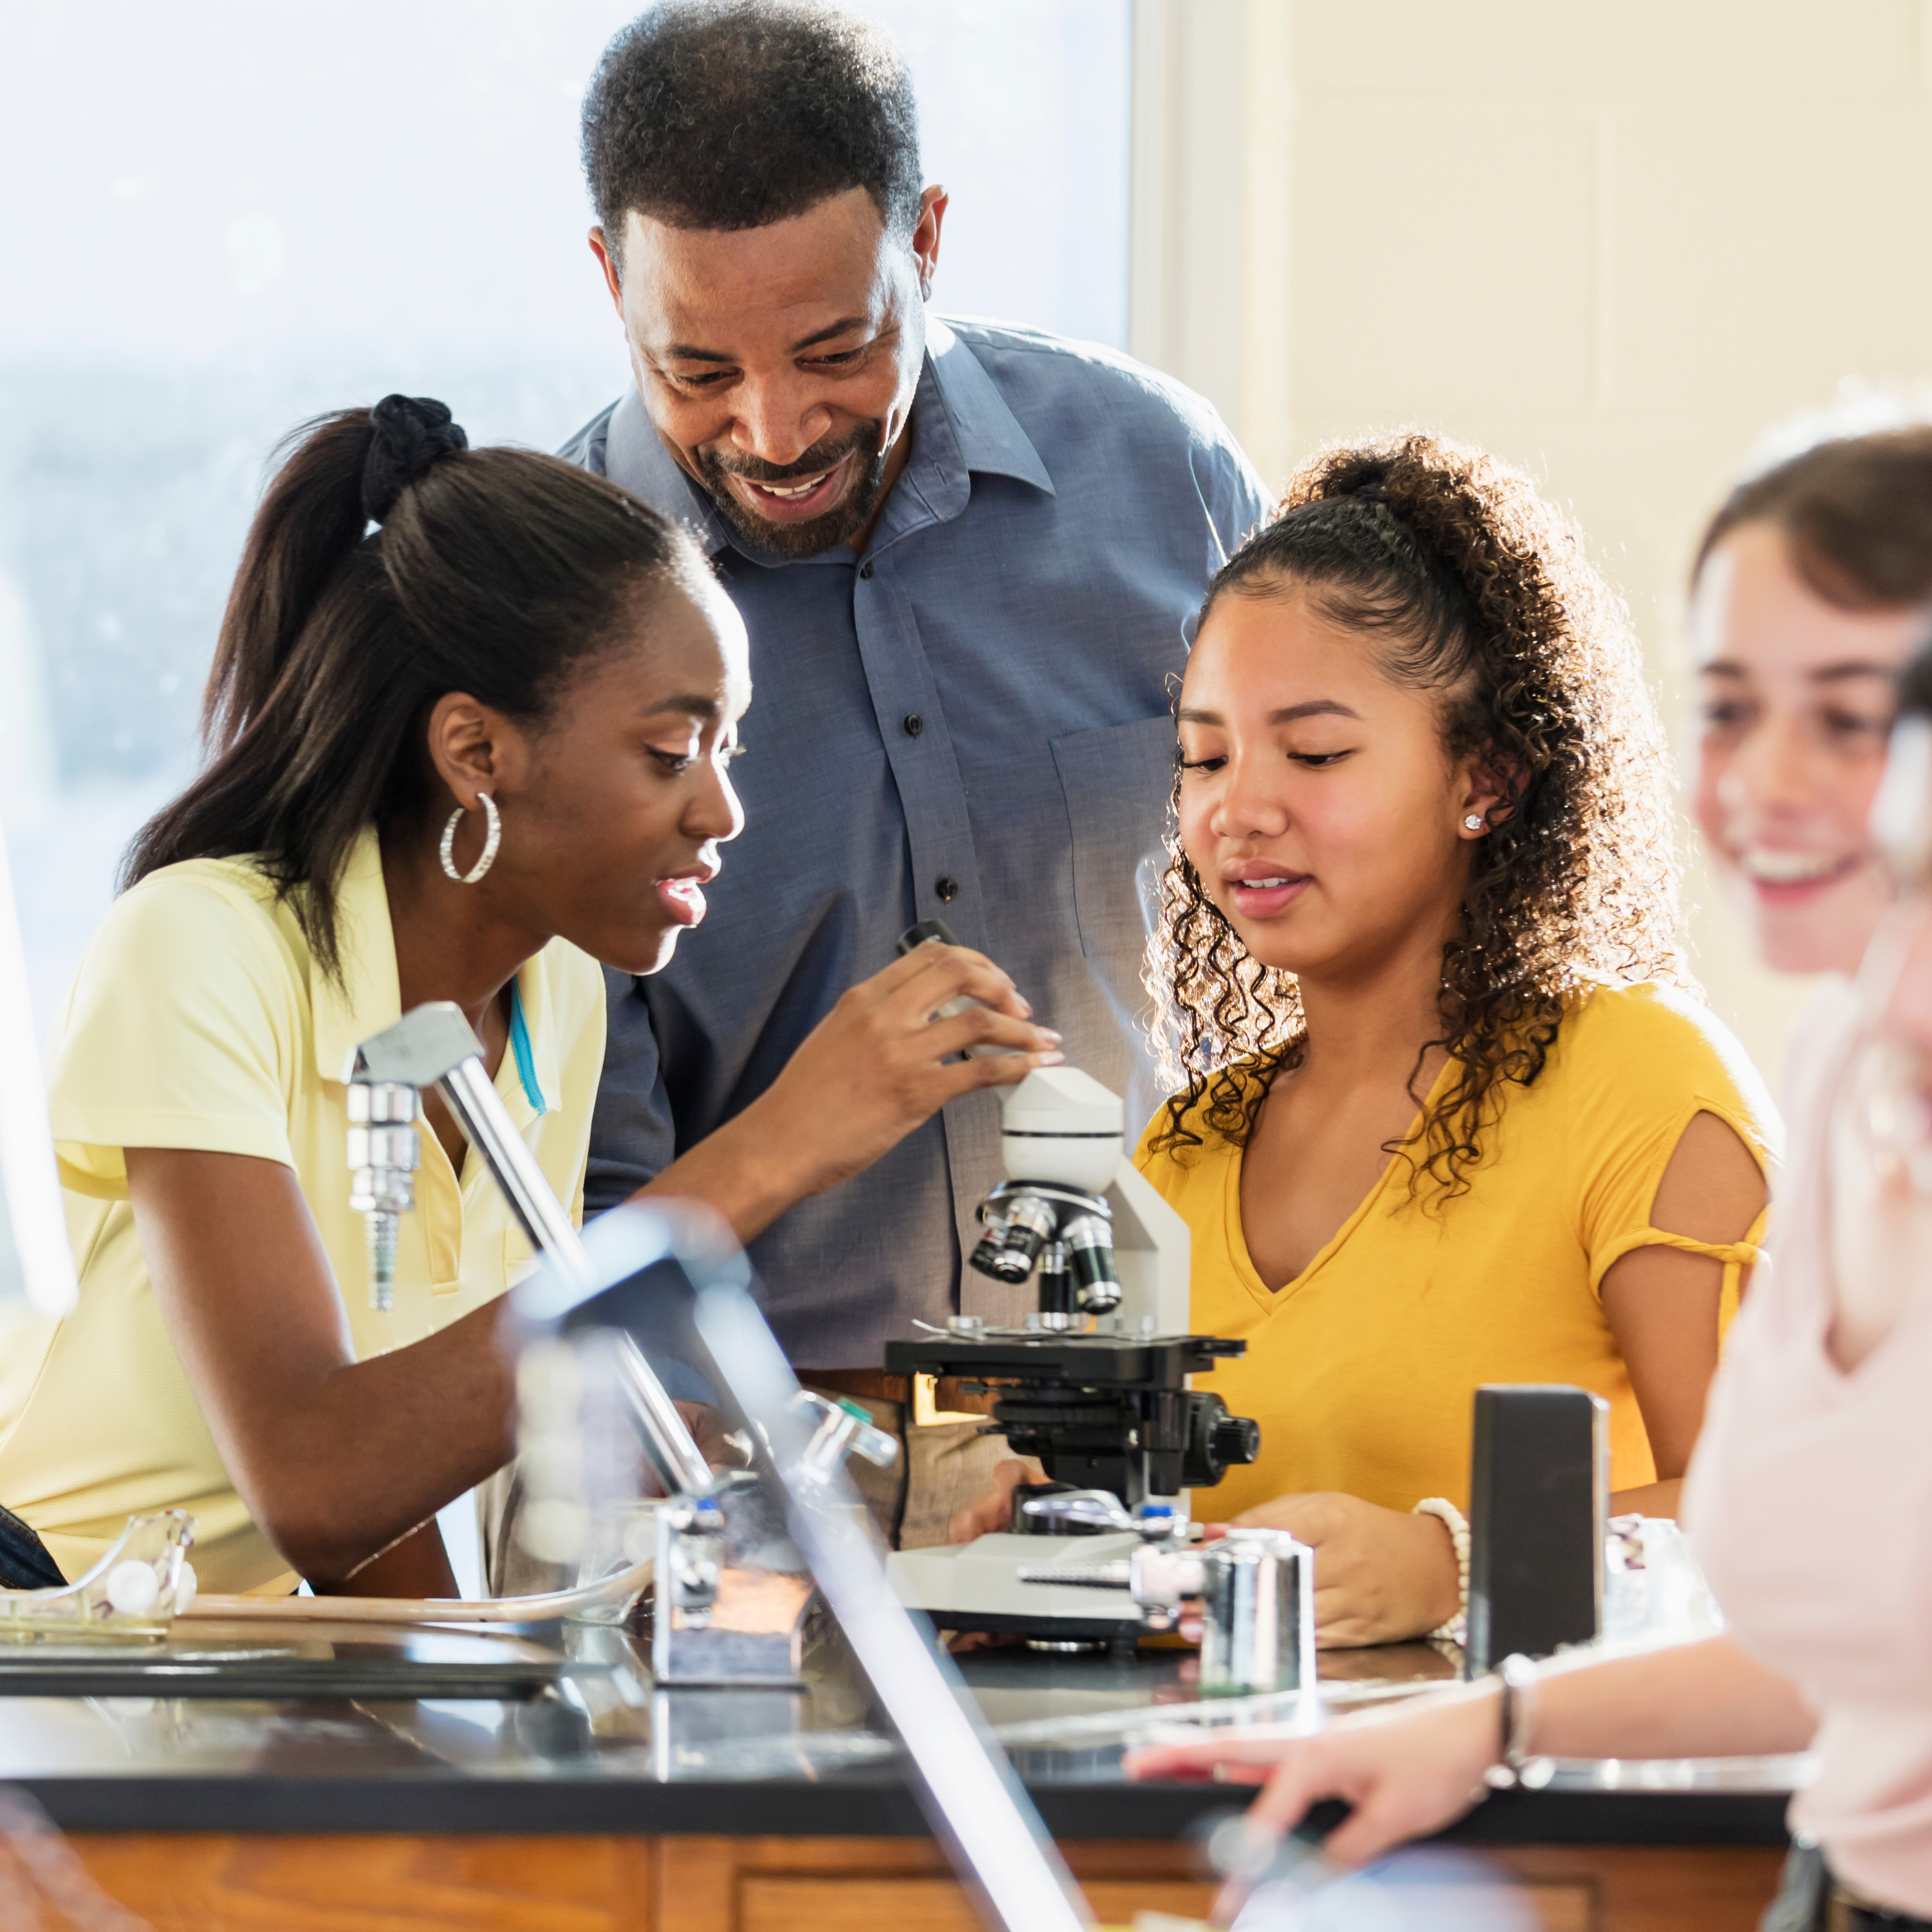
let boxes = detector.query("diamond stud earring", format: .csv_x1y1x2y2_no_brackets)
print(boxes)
1464,814,1485,832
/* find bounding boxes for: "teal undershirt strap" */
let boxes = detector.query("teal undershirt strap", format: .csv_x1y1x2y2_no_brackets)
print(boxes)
507,980,547,1115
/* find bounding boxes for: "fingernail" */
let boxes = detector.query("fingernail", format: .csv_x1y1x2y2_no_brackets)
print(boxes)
1037,1028,1062,1043
1036,1049,1065,1066
1018,996,1033,1016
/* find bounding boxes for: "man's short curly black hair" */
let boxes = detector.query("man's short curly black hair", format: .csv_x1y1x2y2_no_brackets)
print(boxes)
583,2,923,255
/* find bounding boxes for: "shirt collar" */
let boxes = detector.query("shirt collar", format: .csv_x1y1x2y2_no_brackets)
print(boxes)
605,388,727,556
922,318,1056,497
601,316,1055,567
311,826,561,1132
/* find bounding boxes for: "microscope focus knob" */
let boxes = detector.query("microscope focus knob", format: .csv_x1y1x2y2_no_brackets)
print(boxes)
1182,1395,1263,1487
1213,1414,1262,1468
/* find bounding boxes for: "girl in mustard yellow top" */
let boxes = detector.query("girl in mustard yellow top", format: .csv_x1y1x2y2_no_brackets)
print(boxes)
1138,433,1776,1647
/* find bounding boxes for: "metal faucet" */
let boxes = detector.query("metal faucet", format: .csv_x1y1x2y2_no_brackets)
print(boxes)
344,1001,710,1499
544,1205,1093,1932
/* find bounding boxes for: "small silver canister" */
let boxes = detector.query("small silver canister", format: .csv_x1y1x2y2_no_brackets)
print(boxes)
1198,1527,1314,1697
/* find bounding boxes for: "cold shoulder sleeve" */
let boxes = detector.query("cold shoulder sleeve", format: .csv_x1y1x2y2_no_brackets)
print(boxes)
1562,982,1781,1313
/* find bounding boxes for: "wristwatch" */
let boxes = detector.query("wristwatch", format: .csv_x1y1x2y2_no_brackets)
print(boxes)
1484,1653,1552,1790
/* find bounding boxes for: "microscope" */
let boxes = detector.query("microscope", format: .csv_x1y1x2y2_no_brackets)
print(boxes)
882,928,1261,1645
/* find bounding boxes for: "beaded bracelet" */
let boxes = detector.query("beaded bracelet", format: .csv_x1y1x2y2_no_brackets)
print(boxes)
1412,1496,1469,1644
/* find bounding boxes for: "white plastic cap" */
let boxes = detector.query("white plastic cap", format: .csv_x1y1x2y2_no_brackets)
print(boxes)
999,1067,1124,1189
999,1066,1125,1137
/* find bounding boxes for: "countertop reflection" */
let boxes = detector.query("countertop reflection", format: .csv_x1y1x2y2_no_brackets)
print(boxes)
0,1619,1803,1845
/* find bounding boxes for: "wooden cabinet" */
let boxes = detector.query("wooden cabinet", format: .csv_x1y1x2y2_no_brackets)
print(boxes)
61,1832,1784,1932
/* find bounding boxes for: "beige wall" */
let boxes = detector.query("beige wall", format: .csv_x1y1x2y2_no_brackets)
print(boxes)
1131,0,1932,1081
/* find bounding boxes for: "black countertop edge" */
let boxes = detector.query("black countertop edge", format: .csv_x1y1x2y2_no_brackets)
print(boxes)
13,1775,1792,1848
1041,1785,1791,1848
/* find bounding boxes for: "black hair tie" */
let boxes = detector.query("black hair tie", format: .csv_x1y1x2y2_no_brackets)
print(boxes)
362,394,469,524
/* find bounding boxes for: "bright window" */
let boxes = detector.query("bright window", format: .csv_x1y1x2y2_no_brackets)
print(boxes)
0,0,1129,1033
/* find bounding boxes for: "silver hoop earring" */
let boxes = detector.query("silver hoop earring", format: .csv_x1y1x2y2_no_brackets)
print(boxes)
1464,814,1485,832
439,792,501,885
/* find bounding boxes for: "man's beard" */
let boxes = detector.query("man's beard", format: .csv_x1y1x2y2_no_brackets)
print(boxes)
692,425,891,560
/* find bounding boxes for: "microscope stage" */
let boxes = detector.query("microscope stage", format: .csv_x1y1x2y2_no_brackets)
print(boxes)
883,1332,1240,1384
887,1531,1145,1638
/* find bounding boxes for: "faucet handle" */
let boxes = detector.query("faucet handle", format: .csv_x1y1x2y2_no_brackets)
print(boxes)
788,1389,902,1485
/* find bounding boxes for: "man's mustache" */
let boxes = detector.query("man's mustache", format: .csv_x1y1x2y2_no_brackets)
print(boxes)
703,429,879,485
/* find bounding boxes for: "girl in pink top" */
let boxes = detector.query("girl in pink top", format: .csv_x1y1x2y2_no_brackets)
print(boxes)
1128,422,1932,1929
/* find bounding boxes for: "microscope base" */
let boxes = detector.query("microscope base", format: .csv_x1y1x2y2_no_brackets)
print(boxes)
887,1532,1146,1641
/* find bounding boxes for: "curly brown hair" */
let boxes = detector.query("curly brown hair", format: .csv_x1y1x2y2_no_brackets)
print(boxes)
1145,430,1689,1196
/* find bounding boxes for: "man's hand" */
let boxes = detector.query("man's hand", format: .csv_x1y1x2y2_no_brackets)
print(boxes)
1218,1492,1461,1648
947,1458,1034,1544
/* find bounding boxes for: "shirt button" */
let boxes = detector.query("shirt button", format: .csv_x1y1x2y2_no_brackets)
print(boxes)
935,876,959,903
858,560,875,580
903,713,924,738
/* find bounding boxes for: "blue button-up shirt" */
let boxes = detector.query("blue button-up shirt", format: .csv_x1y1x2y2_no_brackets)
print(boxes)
565,317,1268,1367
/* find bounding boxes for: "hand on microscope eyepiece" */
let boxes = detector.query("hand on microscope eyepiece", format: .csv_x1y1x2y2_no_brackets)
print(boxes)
669,940,1064,1241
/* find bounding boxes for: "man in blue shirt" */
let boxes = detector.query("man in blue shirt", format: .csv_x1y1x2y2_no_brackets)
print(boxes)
566,2,1268,1532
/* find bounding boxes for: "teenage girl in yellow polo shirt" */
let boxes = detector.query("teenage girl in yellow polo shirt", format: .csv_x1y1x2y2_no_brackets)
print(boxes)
0,397,1060,1596
1138,431,1775,1645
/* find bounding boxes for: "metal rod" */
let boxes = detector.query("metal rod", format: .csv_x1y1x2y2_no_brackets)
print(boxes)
511,1205,1091,1932
431,1053,711,1499
691,1279,1091,1932
438,1060,589,1281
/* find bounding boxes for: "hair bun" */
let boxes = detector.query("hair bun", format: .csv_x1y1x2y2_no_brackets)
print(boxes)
362,394,468,524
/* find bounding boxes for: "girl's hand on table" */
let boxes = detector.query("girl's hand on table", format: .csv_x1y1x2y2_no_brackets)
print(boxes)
1123,1680,1503,1873
1218,1492,1461,1648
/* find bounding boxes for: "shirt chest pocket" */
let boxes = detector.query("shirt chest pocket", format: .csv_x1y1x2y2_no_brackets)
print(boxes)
1050,715,1176,961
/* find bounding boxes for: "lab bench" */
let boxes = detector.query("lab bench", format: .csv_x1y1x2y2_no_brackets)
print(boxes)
0,1623,1793,1932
